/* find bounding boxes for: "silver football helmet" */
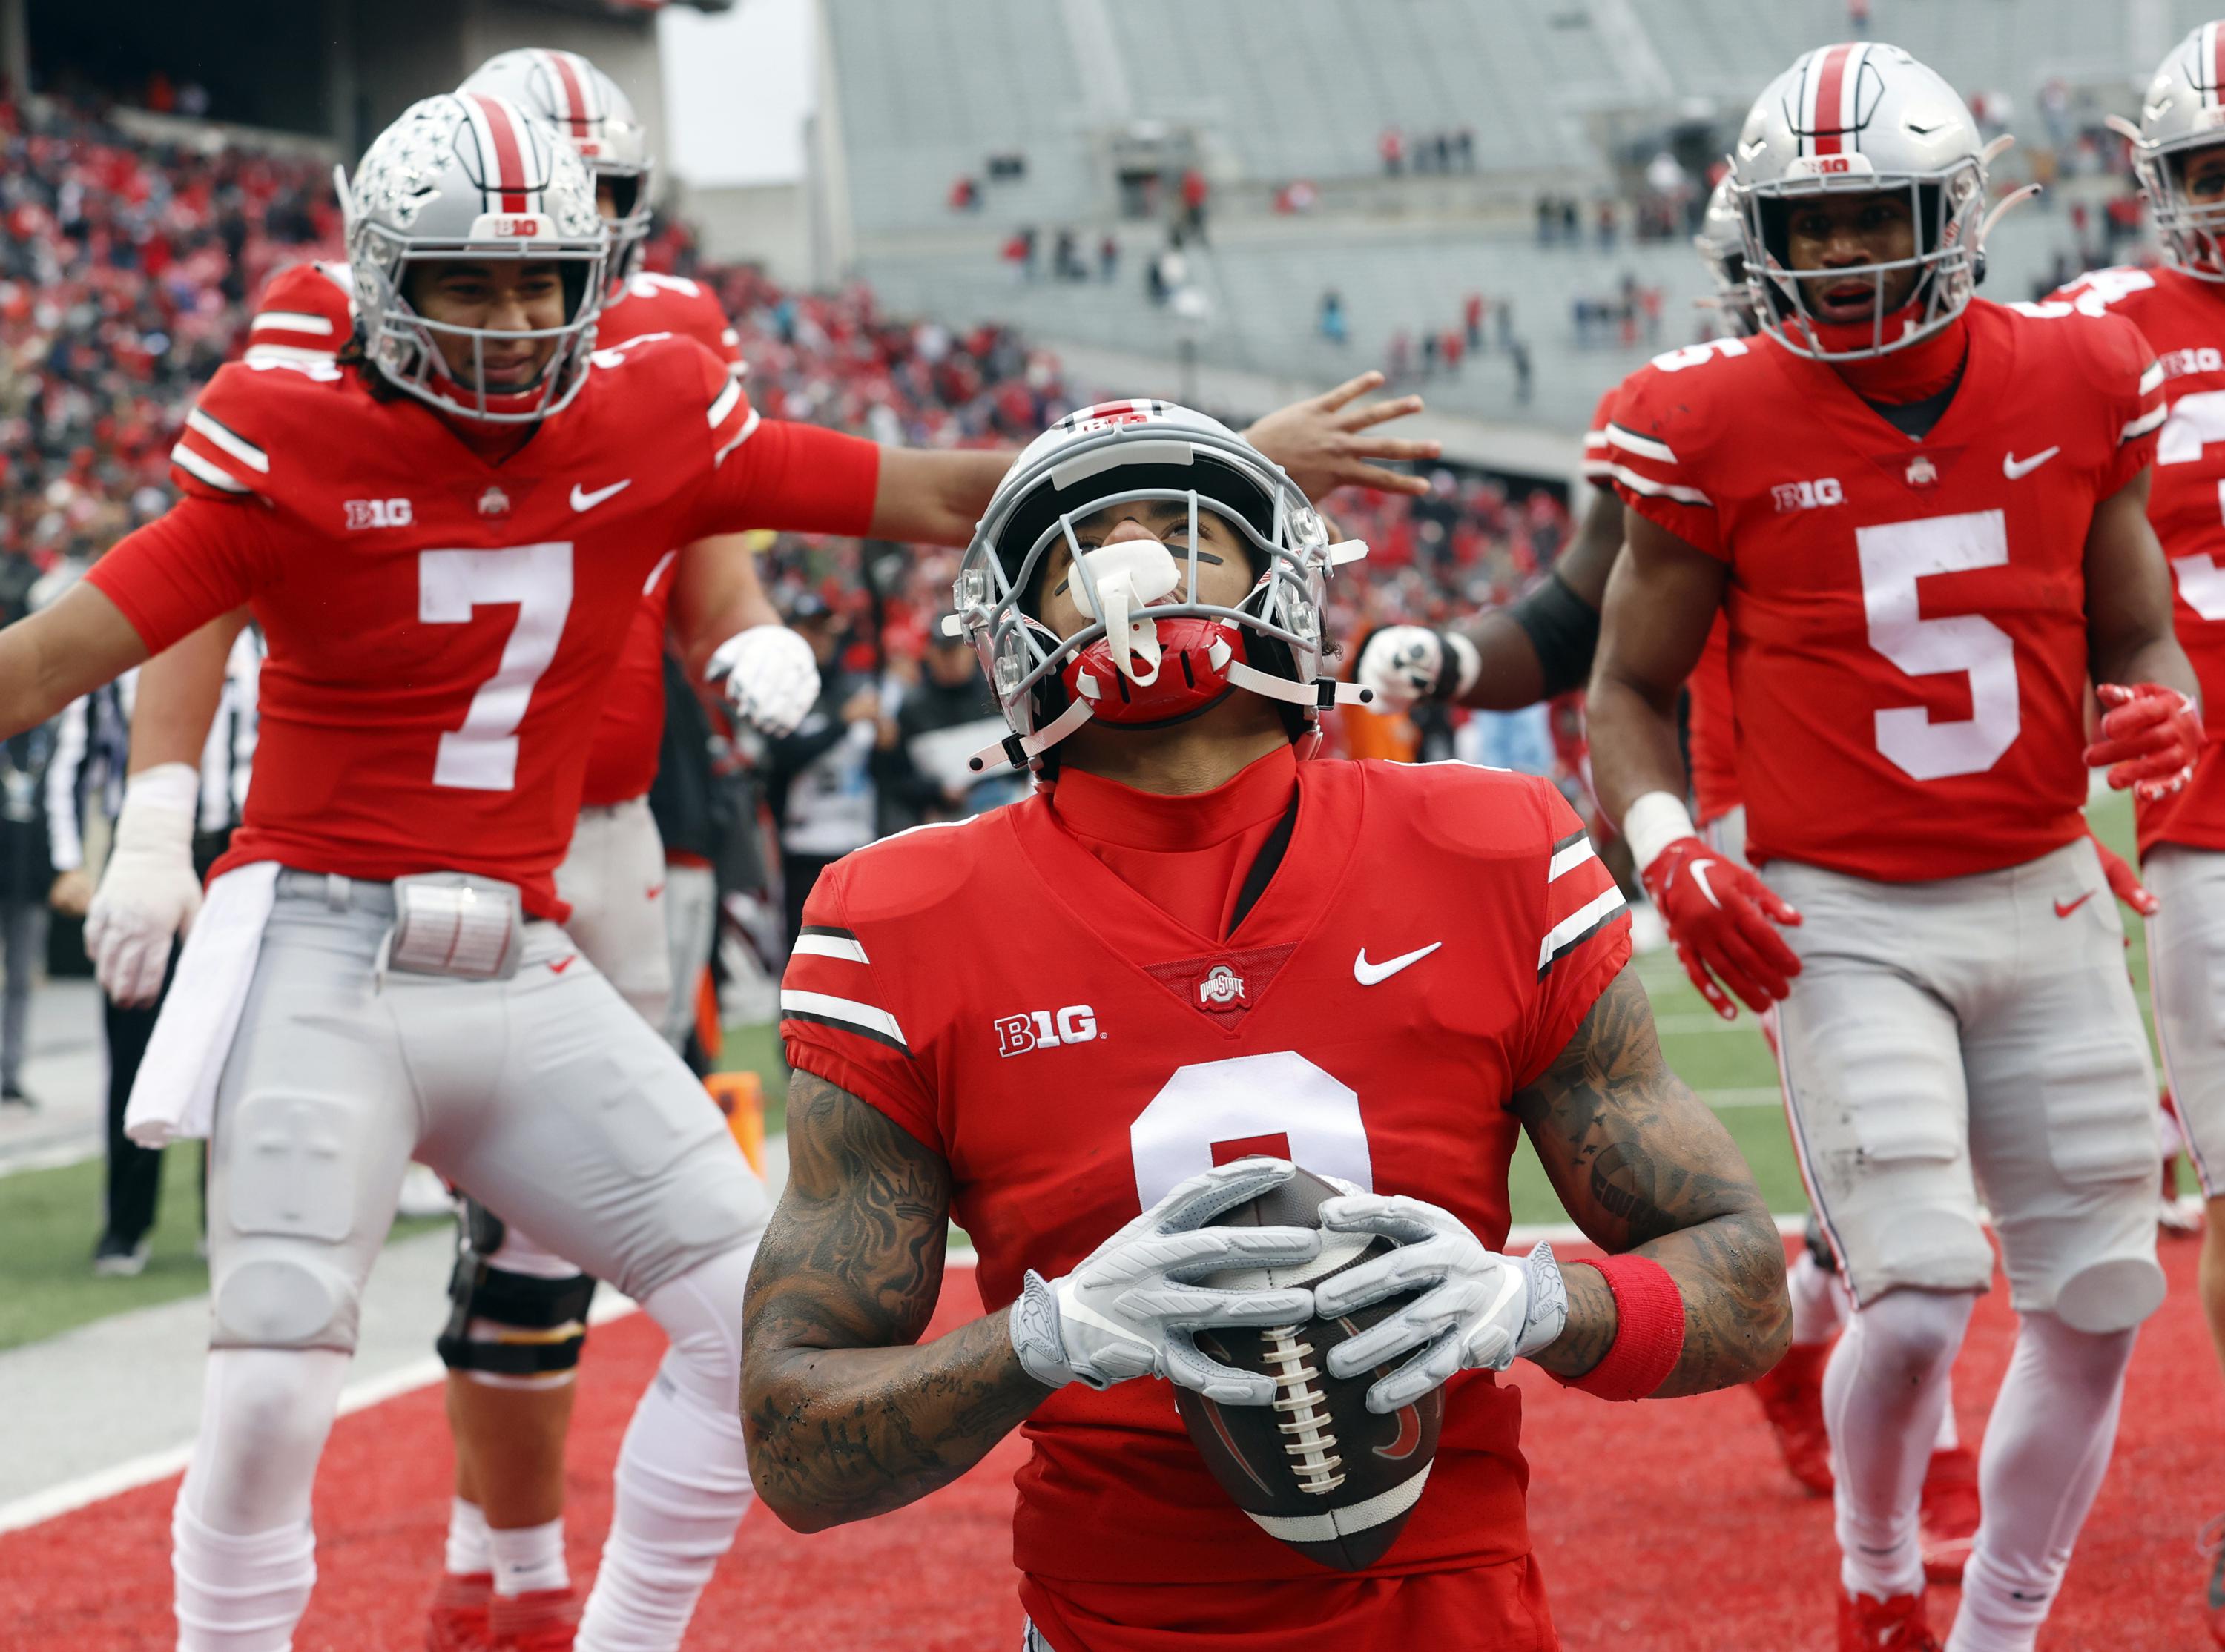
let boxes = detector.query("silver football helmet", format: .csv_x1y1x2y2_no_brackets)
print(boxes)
461,48,653,281
2125,23,2225,280
952,402,1371,773
1730,42,2002,360
1692,176,1757,337
342,93,607,423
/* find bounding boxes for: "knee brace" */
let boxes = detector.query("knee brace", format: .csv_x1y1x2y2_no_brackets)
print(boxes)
437,1203,597,1382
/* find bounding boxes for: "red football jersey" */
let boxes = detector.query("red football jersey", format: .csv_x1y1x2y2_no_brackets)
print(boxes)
1581,372,1741,827
2050,264,2225,853
578,272,748,807
89,338,877,918
1579,383,1620,487
1687,615,1738,827
1610,300,2162,882
780,758,1631,1603
237,265,749,811
243,260,355,366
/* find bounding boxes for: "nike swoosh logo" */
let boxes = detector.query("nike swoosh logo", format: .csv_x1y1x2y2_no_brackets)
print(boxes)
2054,892,2094,919
646,882,665,899
1354,942,1443,986
2002,446,2060,480
570,478,633,512
550,955,577,974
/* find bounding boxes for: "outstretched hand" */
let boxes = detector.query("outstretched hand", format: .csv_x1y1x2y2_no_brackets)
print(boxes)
1245,372,1442,501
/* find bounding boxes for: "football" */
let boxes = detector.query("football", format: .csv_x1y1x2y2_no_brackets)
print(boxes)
1175,1164,1443,1571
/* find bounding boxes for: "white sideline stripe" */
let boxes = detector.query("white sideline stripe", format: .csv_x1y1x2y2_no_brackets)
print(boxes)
780,988,905,1044
1504,1212,1810,1251
791,933,871,965
1604,423,1677,463
1546,838,1596,882
706,377,743,429
2121,404,2166,443
250,310,334,335
185,409,269,472
1607,463,1712,506
169,443,248,492
0,1255,980,1536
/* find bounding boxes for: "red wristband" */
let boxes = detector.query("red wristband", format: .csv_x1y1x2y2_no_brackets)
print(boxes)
1556,1255,1685,1402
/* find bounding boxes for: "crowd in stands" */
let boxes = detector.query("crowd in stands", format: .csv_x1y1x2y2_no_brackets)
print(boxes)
0,89,1587,840
0,92,337,615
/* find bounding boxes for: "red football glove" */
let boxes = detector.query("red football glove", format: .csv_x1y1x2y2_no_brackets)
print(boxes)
2086,828,2158,917
1641,838,1803,1020
2084,683,2203,801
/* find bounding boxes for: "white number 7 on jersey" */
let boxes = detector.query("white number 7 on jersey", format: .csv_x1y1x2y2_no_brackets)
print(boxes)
419,543,574,792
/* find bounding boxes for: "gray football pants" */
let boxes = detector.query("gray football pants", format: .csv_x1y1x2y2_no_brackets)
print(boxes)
1764,837,2162,1332
206,870,766,1352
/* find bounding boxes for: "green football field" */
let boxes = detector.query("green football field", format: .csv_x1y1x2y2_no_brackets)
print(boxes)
0,791,2183,1352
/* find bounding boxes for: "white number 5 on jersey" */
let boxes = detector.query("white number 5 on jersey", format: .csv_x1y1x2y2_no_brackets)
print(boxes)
1857,510,2020,781
419,543,575,791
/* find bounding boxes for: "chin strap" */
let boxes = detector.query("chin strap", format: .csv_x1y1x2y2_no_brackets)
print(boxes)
969,696,1096,774
1979,182,2041,246
1224,660,1376,711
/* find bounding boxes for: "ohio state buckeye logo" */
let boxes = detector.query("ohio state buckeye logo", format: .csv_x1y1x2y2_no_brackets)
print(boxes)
1196,965,1247,1010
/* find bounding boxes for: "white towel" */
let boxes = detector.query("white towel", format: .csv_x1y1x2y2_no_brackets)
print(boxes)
124,860,280,1148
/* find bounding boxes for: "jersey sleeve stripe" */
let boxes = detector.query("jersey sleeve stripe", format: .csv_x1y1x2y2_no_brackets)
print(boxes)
780,990,909,1052
1537,887,1629,977
2140,361,2165,395
2121,404,2167,443
185,409,270,473
1609,463,1712,506
792,931,871,964
251,311,336,336
707,377,743,429
1605,423,1678,464
242,342,337,366
713,405,762,467
170,443,251,493
1547,836,1598,882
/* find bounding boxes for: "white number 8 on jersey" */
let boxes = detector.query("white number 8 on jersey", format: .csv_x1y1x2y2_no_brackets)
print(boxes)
1129,1052,1374,1209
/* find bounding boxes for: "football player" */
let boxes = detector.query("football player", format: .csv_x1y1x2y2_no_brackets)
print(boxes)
2044,24,2225,1642
1589,44,2200,1652
739,400,1792,1651
84,59,1443,1652
0,90,1038,1652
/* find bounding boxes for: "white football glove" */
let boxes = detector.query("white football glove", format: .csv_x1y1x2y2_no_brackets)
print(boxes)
85,763,202,1008
1009,1157,1323,1406
708,624,820,738
1313,1193,1568,1413
1354,625,1480,713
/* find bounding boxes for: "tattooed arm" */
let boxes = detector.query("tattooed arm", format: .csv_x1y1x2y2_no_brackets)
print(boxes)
1509,966,1790,1395
740,1069,1050,1533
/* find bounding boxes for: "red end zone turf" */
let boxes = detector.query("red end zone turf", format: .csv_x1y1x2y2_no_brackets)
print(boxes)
3,1235,2212,1651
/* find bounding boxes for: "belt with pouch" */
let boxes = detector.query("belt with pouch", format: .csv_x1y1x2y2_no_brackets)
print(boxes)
374,872,527,982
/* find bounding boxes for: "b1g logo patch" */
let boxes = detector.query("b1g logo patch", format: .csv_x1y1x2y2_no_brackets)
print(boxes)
1771,477,1842,512
995,1005,1099,1057
346,498,414,530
